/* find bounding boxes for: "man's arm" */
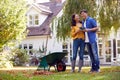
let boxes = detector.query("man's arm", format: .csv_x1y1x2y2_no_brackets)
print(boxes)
84,18,98,32
85,26,98,32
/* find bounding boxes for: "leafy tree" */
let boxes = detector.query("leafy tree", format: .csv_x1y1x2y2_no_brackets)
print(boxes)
0,0,27,51
53,0,120,41
53,0,97,41
98,0,120,34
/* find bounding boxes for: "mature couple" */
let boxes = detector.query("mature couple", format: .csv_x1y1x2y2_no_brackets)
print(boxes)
71,9,100,73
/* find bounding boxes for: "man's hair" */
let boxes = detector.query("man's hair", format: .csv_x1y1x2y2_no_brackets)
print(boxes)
80,9,88,14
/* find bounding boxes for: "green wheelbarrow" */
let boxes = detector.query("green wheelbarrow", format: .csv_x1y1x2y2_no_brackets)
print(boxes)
37,52,67,72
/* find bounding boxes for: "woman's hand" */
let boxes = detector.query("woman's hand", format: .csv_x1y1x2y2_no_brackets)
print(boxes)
75,29,80,34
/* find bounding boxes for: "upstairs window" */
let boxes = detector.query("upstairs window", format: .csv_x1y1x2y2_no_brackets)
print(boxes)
28,14,39,26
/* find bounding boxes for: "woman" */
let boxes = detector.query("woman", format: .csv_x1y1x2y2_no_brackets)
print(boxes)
71,14,85,72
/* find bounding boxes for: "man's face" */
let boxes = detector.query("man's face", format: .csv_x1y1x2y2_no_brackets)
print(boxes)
80,12,87,20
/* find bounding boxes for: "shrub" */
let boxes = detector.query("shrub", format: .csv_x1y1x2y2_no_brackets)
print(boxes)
0,51,13,68
11,49,29,66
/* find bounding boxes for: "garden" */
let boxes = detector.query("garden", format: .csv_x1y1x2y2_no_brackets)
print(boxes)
0,66,120,80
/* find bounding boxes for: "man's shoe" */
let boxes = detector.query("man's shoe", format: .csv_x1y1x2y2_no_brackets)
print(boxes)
89,69,100,73
88,70,94,73
94,69,100,73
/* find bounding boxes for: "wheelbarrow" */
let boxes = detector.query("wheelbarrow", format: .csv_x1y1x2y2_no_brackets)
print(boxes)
37,52,67,72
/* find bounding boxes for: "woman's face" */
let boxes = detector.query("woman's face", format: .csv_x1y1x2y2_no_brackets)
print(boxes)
74,14,80,22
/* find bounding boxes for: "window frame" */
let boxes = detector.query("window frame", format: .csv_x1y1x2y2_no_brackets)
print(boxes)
28,14,39,26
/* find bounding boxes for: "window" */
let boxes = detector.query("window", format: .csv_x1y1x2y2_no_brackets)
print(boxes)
24,44,27,49
29,44,33,49
29,15,33,25
19,45,22,49
35,15,39,25
62,43,68,63
117,40,120,54
62,42,72,63
28,14,39,26
98,38,103,56
21,44,33,55
29,44,33,55
117,40,120,47
105,40,112,62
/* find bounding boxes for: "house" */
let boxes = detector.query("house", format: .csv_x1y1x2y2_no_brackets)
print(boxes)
20,0,72,65
20,0,120,66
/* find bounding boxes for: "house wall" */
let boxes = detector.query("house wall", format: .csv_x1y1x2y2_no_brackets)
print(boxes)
21,36,47,51
21,36,63,53
47,37,63,53
97,28,120,66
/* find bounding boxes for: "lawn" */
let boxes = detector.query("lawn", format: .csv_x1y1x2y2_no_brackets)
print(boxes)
0,66,120,80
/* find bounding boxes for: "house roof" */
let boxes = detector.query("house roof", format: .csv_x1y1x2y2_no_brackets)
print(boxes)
27,2,63,36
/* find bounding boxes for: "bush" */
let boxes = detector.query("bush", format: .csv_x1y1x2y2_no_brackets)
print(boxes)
11,49,29,66
0,51,13,68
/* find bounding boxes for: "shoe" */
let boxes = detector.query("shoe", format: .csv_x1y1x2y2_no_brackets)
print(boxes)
89,69,100,73
94,69,100,73
88,70,94,73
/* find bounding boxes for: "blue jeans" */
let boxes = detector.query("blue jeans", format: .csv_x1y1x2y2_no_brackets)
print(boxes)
86,42,100,71
72,38,85,61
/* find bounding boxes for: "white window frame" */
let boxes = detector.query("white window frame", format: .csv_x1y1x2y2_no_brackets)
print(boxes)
62,41,72,65
20,44,33,56
28,14,39,26
105,39,113,63
116,39,120,61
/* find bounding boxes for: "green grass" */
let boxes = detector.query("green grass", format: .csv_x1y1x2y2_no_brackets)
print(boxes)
0,66,120,80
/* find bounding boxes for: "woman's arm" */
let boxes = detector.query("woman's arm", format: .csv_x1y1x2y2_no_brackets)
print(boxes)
71,27,80,37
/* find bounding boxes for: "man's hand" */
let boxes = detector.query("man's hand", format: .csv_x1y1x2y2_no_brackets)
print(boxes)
82,29,88,32
83,27,98,32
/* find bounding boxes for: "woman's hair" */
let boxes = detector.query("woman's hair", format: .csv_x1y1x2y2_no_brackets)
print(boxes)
71,14,76,26
71,14,82,26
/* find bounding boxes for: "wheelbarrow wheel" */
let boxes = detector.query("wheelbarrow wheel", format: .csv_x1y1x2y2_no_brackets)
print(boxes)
56,61,66,72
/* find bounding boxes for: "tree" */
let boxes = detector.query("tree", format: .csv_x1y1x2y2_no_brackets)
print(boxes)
54,0,120,41
0,0,27,51
53,0,97,41
98,0,120,34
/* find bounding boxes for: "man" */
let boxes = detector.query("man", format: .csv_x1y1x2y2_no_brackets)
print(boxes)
80,9,100,72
